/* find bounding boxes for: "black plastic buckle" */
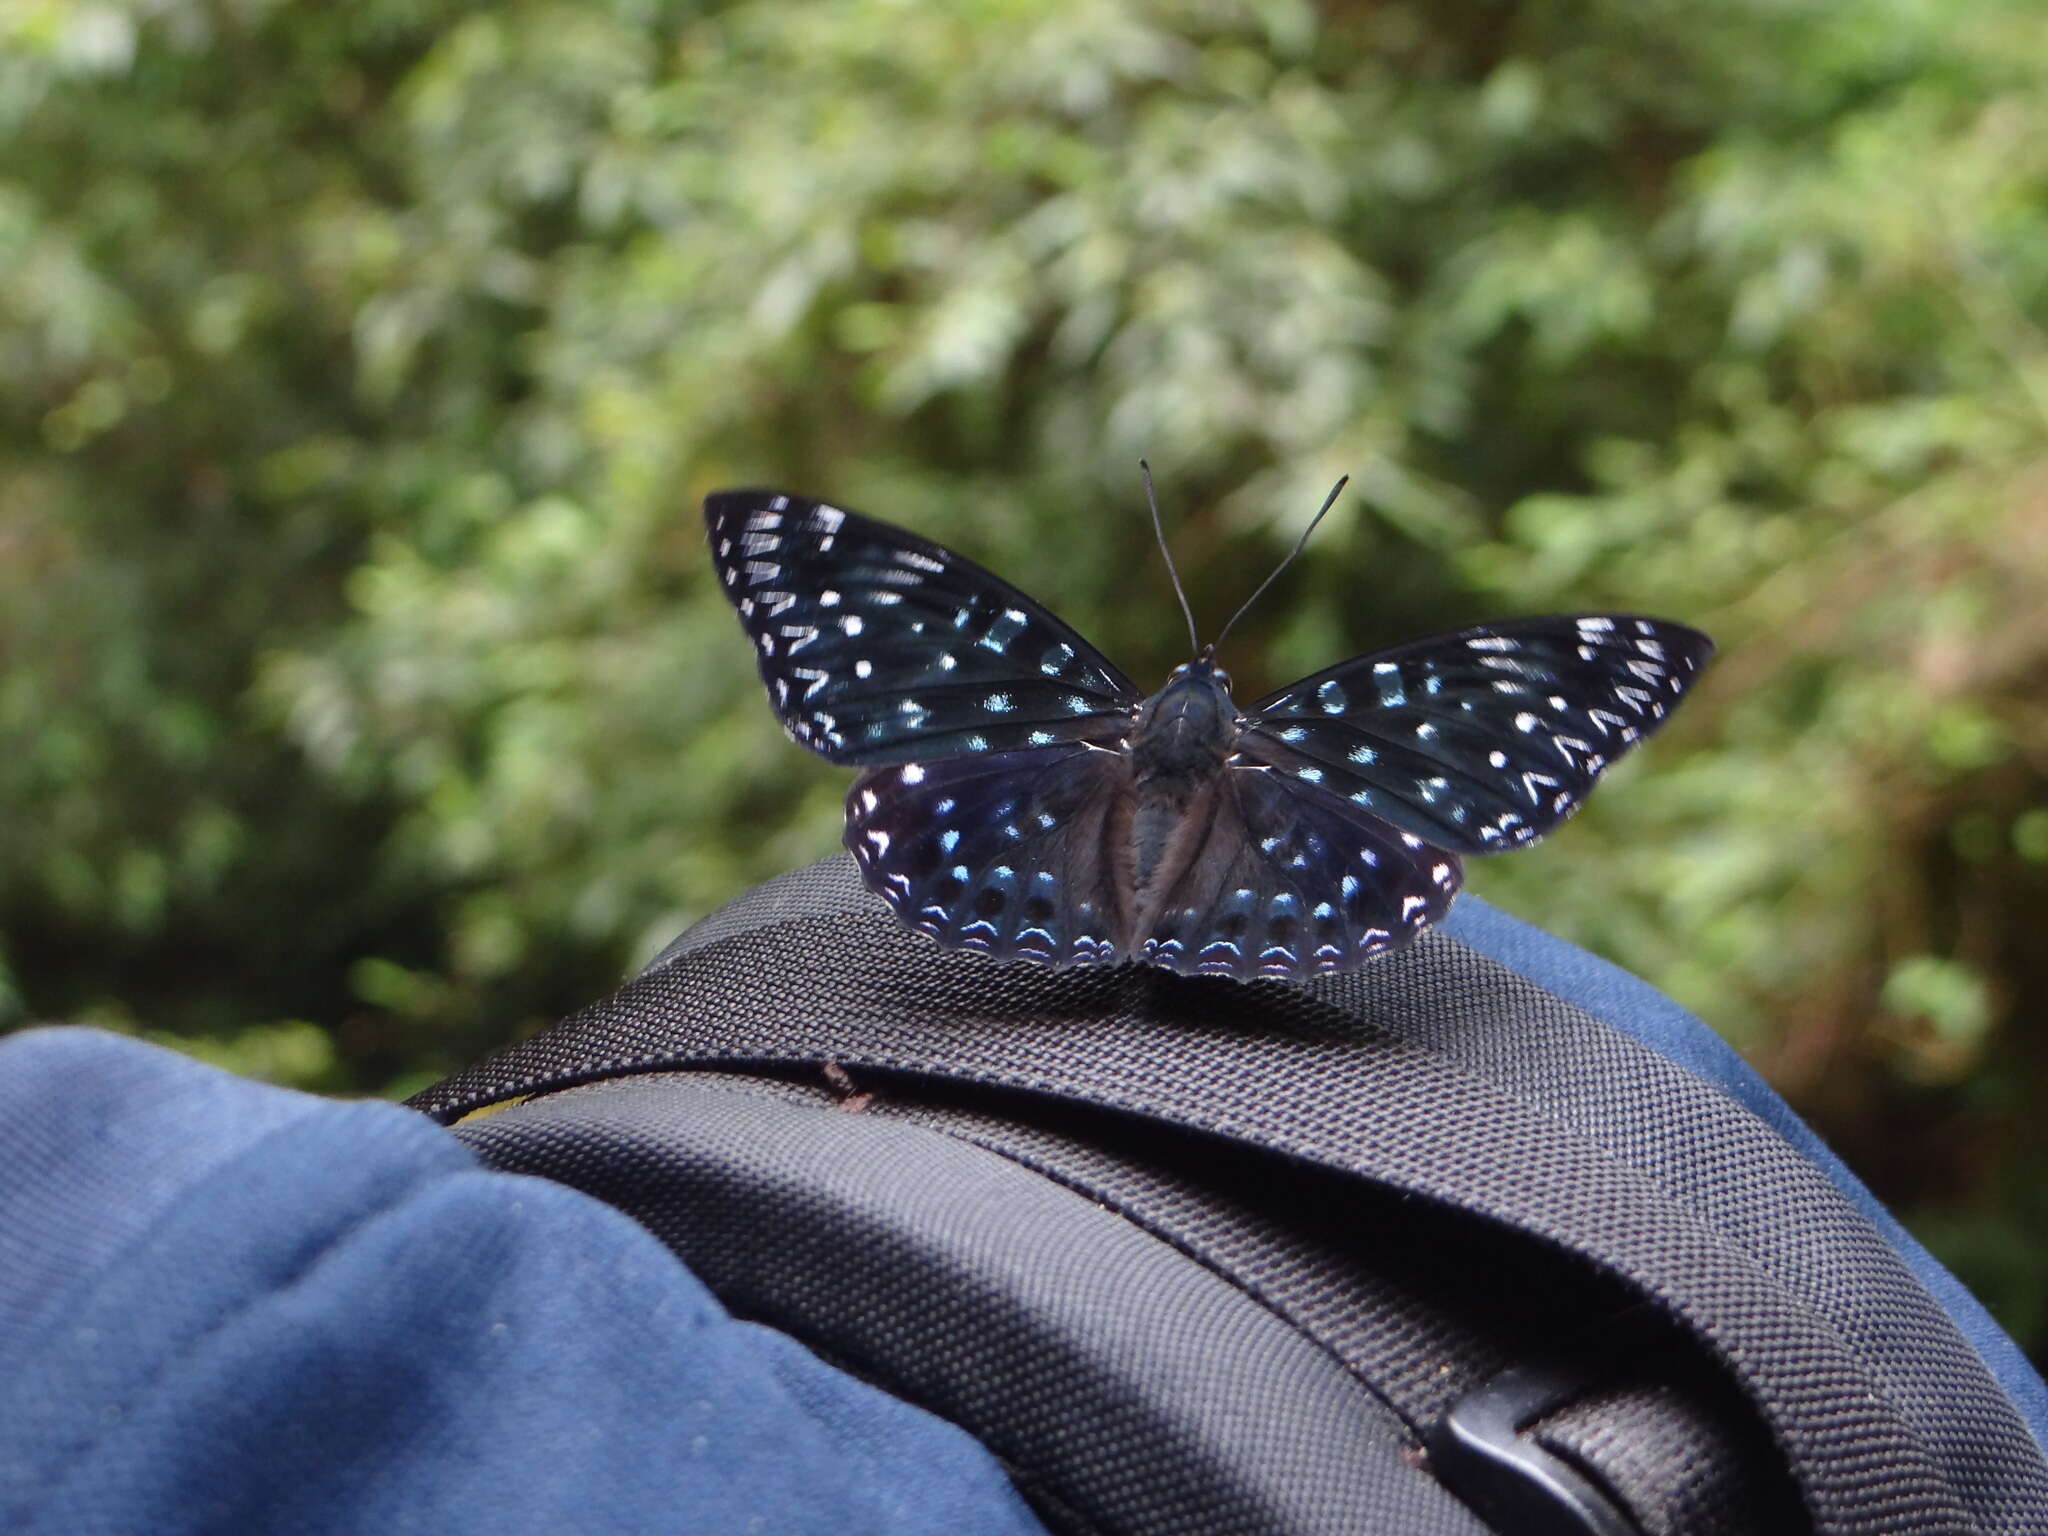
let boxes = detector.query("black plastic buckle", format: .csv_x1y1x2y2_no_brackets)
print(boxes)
1427,1362,1639,1536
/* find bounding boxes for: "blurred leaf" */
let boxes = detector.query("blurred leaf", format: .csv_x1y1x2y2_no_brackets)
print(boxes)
1884,955,1995,1046
143,1020,344,1093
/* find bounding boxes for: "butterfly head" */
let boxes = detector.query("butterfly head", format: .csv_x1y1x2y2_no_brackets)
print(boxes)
1166,655,1232,694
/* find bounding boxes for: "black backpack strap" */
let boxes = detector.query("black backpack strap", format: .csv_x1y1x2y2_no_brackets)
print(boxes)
828,1079,1793,1536
456,1071,1491,1536
413,857,2048,1536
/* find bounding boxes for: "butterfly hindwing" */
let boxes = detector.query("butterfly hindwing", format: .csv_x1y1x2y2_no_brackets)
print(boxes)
1136,764,1461,981
706,490,1139,765
845,744,1132,967
1237,615,1713,856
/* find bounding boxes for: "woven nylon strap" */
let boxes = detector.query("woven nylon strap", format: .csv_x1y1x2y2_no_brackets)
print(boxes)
778,1072,1793,1535
463,1071,1490,1535
412,857,2048,1536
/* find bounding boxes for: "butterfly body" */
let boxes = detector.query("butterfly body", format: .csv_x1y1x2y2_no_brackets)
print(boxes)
707,489,1712,982
1128,658,1237,905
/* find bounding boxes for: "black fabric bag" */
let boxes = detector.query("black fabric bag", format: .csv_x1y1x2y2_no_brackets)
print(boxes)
409,857,2048,1536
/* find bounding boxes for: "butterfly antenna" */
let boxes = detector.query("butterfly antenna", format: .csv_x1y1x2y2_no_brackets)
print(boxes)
1209,475,1350,654
1141,459,1203,657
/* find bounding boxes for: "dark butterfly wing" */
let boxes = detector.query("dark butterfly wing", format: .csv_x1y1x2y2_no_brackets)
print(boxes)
707,490,1140,765
845,745,1131,967
1237,615,1712,856
1136,764,1461,981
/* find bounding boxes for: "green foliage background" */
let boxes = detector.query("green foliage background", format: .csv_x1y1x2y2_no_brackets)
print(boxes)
4,0,2046,1357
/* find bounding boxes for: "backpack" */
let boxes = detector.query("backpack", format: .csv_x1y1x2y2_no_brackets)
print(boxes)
408,856,2048,1536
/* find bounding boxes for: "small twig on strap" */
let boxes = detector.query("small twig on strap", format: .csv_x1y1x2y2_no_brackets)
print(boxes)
820,1060,875,1114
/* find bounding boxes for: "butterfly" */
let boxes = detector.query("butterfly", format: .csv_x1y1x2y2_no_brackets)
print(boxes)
705,486,1713,981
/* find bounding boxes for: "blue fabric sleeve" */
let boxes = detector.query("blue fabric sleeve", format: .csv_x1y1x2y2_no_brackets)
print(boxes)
1443,893,2048,1452
0,1027,1048,1536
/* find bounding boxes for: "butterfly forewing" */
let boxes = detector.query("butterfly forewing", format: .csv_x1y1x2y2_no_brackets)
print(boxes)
1237,616,1713,856
1139,767,1460,981
707,491,1139,765
845,745,1130,966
